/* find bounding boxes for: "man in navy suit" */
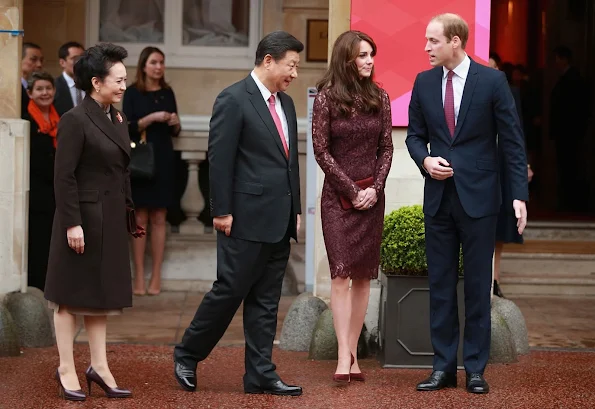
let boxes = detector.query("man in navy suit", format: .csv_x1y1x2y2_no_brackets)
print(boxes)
406,13,528,394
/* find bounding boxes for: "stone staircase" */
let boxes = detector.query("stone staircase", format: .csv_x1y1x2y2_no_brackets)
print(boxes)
500,222,595,296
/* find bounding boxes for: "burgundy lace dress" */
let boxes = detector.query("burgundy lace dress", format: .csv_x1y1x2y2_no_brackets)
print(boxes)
312,88,393,279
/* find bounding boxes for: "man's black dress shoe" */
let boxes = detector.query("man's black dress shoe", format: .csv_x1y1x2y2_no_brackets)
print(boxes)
416,371,457,391
174,361,197,392
245,380,302,396
466,373,489,394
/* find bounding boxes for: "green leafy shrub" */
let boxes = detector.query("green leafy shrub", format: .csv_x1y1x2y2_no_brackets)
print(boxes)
380,205,463,276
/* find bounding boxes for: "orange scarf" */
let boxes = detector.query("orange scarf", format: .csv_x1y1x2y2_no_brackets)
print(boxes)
27,99,60,148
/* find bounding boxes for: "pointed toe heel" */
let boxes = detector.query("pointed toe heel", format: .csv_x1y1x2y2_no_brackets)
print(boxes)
55,369,86,401
350,372,365,382
85,366,132,398
332,373,350,384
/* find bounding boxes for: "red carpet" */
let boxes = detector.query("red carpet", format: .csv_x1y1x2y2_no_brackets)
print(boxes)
0,345,594,409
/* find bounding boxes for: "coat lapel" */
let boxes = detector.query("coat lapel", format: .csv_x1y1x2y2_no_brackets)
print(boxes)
452,60,479,142
246,76,289,161
278,92,295,162
83,96,130,156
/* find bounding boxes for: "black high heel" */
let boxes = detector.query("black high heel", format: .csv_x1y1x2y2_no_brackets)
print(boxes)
55,369,86,401
85,366,132,398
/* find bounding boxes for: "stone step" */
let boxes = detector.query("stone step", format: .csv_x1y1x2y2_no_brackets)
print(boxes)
522,221,595,241
500,253,595,296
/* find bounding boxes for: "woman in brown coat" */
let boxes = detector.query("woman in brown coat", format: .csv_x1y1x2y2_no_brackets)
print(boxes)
45,43,144,402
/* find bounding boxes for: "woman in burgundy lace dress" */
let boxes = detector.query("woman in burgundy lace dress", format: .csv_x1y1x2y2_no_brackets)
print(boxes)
312,30,393,383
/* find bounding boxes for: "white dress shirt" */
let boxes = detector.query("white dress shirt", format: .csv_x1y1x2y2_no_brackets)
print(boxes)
442,54,470,125
250,70,289,148
63,71,85,107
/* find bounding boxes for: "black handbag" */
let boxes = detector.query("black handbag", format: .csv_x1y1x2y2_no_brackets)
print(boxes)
129,130,155,181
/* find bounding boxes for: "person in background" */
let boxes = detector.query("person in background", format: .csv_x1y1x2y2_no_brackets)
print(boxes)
312,30,393,384
22,71,59,291
54,41,85,116
488,52,533,298
21,42,44,115
123,46,181,296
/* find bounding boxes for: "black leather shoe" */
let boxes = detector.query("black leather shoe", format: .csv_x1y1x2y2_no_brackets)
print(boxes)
174,361,197,392
245,380,302,396
466,373,489,394
416,371,457,391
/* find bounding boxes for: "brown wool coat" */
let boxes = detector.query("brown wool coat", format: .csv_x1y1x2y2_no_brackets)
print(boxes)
45,95,134,309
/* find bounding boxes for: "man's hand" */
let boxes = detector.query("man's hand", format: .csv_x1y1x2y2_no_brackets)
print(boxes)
354,187,377,210
296,214,301,234
513,200,527,234
67,225,84,254
213,215,233,236
423,156,454,180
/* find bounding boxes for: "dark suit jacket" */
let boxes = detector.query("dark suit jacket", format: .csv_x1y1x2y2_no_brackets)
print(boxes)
406,58,529,218
53,74,75,116
208,75,301,243
21,85,29,116
45,95,134,310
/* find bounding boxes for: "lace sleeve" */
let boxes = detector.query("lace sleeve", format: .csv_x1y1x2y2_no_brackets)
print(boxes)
373,89,394,193
312,90,359,200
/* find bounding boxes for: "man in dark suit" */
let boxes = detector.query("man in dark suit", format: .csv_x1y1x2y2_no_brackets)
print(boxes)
406,14,528,394
54,41,85,116
20,42,43,115
173,31,304,396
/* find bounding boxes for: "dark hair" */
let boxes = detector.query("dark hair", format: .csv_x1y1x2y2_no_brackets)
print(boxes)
254,31,304,66
134,46,170,92
58,41,85,60
73,43,128,93
554,45,572,62
22,42,41,60
316,30,381,117
489,52,501,66
27,71,55,91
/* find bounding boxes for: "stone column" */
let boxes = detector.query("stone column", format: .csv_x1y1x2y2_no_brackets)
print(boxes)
312,0,351,299
179,152,207,235
1,1,54,354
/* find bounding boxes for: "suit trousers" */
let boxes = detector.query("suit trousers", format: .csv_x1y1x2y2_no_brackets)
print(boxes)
424,179,497,374
174,227,291,389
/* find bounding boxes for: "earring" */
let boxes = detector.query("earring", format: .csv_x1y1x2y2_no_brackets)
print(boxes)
95,88,100,93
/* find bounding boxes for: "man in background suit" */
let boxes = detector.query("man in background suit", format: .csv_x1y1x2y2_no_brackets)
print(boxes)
406,14,528,394
21,42,43,115
54,42,85,116
173,31,304,396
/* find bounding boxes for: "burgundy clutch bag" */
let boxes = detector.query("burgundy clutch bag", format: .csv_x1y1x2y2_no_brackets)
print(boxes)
340,177,374,210
126,207,146,238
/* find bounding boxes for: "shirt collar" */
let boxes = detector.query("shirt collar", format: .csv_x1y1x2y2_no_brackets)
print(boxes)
62,71,76,88
250,70,277,103
21,77,28,89
443,54,470,80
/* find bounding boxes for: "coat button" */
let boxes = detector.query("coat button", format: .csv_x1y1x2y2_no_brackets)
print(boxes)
287,191,291,196
121,188,124,193
105,190,110,196
449,147,454,151
104,171,110,176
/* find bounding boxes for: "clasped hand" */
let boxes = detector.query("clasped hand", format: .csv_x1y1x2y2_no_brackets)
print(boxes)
423,156,454,180
352,187,377,210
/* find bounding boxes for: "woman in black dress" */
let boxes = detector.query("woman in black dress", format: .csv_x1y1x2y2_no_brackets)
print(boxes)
22,71,59,291
123,47,181,296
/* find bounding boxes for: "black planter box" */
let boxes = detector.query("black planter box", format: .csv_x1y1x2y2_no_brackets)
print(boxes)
379,272,465,368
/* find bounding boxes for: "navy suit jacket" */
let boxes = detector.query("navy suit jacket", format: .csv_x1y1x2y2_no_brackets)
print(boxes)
406,58,529,219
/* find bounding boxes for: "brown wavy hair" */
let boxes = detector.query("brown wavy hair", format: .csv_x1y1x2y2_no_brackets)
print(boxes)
316,30,381,117
134,47,170,92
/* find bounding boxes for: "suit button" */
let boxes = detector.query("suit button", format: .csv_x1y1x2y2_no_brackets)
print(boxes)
287,191,291,196
104,171,110,176
288,168,291,172
105,190,110,196
121,188,124,193
449,147,454,151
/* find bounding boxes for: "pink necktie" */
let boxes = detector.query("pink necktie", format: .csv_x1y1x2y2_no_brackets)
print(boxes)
444,70,455,137
268,95,289,158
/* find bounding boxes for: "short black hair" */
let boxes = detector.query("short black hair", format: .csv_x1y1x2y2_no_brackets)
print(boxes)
22,42,41,60
553,45,572,62
254,31,304,66
73,43,128,93
58,41,85,60
489,52,501,66
27,71,54,91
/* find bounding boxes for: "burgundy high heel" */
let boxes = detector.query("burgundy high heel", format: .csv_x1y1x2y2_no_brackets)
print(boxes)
55,369,86,401
332,354,355,384
85,366,132,398
350,353,365,382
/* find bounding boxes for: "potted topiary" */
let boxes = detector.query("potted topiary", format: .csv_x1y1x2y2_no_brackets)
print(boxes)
378,205,464,368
